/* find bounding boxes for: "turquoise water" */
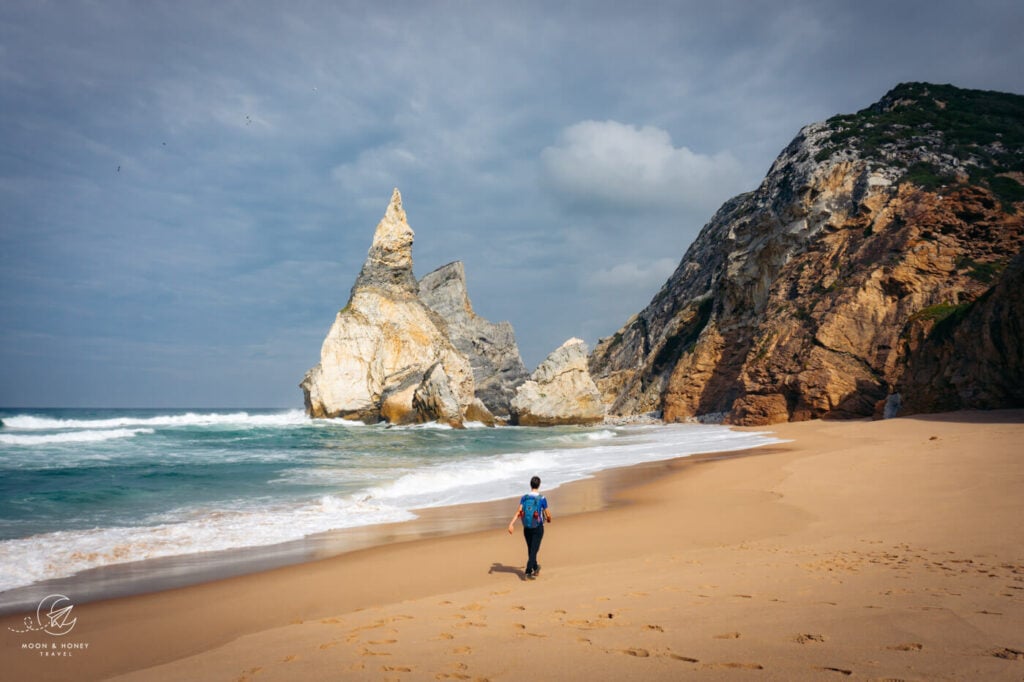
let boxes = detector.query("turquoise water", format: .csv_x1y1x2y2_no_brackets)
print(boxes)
0,408,781,594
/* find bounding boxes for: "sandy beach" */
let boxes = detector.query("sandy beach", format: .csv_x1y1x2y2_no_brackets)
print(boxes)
3,410,1023,681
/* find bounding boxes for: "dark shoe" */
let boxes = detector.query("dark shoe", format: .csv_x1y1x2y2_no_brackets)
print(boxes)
526,572,537,580
534,565,541,576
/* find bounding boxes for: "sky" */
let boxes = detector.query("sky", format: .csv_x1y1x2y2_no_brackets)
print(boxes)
1,1,1022,408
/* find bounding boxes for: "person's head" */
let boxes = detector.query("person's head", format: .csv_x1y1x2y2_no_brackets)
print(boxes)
530,476,541,490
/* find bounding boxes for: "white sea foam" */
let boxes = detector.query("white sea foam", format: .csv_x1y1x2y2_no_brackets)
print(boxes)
0,496,416,592
363,424,781,513
0,428,155,446
0,422,784,592
1,410,312,431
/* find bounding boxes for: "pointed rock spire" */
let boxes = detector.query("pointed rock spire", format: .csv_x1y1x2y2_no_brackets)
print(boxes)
353,187,418,295
419,260,529,416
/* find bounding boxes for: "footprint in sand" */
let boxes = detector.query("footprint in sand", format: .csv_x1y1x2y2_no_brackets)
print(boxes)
620,647,650,657
817,666,852,676
645,624,664,632
235,666,264,682
887,642,923,652
282,655,298,663
668,654,699,663
713,632,741,639
368,639,398,645
795,633,826,644
703,662,764,670
381,665,413,673
435,633,455,640
991,647,1024,660
450,646,472,654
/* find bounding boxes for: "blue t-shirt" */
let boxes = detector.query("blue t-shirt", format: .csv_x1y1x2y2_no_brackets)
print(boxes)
520,493,548,525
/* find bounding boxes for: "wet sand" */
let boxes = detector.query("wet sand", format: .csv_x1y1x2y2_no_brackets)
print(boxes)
2,410,1022,680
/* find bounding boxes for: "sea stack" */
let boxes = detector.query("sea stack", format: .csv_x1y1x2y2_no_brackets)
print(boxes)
300,189,476,426
510,338,605,426
418,261,529,416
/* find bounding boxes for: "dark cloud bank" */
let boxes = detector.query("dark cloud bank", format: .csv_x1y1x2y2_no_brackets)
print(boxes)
1,1,1021,406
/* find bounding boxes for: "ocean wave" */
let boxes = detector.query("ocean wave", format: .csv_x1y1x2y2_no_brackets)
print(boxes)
0,495,415,592
362,424,784,511
551,429,616,443
1,410,311,431
0,421,785,592
0,428,155,446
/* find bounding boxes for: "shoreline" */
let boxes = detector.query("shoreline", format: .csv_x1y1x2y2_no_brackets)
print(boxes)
2,410,1022,681
0,424,782,615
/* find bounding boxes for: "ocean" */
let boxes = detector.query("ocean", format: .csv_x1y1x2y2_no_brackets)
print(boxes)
0,408,781,607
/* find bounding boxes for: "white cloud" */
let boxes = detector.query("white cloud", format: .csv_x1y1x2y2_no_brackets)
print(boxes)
541,120,745,212
330,145,424,197
583,257,678,290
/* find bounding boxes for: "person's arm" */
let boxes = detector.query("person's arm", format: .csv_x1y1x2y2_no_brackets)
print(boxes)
544,499,552,523
507,505,523,534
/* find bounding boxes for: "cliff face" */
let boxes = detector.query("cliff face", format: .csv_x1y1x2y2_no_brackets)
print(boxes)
590,83,1024,424
897,249,1024,413
418,261,529,416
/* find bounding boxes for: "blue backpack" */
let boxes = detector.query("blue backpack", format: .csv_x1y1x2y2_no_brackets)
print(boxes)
521,494,545,529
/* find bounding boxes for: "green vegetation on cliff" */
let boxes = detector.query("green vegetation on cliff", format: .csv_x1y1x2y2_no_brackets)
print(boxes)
817,83,1024,204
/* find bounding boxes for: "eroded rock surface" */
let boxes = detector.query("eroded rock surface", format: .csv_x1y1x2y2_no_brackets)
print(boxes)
589,83,1024,424
419,261,528,416
301,189,474,425
511,338,605,426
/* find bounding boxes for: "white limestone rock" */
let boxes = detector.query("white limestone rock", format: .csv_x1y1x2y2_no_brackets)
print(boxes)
510,338,606,426
300,189,475,423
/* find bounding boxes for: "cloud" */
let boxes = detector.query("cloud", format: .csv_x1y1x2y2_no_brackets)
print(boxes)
583,258,679,291
541,120,745,213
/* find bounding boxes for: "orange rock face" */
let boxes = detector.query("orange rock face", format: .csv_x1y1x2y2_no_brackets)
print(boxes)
590,83,1024,424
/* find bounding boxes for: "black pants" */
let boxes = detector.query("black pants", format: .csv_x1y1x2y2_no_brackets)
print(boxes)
523,525,544,574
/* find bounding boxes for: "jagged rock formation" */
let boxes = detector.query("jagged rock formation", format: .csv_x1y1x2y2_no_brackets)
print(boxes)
301,189,475,426
511,338,605,426
412,362,464,428
590,83,1024,425
419,261,528,416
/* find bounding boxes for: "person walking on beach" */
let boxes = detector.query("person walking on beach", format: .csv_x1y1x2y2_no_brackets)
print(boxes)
508,476,551,579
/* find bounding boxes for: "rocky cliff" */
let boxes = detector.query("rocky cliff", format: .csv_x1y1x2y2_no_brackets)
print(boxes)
301,189,476,425
589,83,1024,424
897,248,1024,413
418,261,529,416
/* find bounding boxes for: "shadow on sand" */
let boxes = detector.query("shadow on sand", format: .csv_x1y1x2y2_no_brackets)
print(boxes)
488,562,526,581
